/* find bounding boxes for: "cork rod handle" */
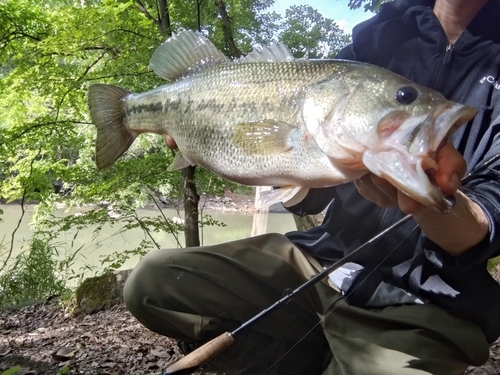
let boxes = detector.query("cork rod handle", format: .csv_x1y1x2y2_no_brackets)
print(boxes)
165,332,235,374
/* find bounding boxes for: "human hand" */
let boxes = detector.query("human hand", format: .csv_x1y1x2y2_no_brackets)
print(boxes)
356,142,488,256
354,142,467,215
165,135,178,149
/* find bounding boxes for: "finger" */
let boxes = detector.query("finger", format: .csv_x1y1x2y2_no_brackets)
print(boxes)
397,190,426,215
354,174,397,207
434,142,466,195
369,174,399,204
354,176,375,201
372,175,427,214
165,135,178,150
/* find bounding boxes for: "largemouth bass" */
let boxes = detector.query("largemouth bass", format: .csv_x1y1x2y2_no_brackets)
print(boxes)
88,30,475,212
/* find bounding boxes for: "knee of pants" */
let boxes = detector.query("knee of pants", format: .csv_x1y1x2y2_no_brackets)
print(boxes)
123,248,178,317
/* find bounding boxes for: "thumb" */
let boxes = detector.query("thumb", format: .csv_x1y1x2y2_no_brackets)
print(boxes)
165,135,178,150
434,142,466,196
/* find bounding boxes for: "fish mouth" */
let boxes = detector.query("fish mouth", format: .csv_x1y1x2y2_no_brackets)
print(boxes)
362,103,476,213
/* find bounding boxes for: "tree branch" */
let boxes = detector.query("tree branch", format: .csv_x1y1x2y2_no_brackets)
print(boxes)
150,193,183,248
1,121,92,146
135,0,157,23
133,211,161,249
77,52,106,82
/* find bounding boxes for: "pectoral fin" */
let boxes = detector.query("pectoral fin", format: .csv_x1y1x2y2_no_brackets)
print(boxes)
168,152,195,171
233,120,298,155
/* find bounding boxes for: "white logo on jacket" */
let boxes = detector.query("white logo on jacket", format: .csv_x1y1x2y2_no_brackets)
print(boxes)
480,76,500,90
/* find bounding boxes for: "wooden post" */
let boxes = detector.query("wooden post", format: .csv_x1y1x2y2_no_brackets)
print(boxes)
251,186,272,237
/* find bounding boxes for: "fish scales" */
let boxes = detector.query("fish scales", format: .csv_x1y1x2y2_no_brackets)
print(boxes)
122,60,352,186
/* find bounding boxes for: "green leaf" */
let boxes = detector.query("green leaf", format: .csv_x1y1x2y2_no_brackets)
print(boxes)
57,366,71,375
1,366,22,375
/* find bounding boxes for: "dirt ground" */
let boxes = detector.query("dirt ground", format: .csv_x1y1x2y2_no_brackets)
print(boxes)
0,299,217,375
1,291,500,375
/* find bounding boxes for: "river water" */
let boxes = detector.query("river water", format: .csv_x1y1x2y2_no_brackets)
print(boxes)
0,204,296,278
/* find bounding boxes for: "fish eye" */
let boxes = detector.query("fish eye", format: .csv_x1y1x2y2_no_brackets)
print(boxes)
395,86,418,105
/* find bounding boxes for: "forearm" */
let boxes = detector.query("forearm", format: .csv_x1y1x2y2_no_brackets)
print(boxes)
412,191,489,257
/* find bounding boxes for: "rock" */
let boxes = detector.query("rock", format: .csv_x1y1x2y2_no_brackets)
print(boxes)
75,269,132,314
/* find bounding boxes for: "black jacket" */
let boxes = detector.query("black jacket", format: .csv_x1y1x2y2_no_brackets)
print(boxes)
286,0,500,343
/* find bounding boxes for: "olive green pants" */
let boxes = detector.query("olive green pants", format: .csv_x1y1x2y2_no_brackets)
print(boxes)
123,233,489,375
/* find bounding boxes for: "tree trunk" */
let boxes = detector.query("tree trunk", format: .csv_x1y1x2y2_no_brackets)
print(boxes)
158,0,171,37
214,0,243,58
196,0,204,32
182,166,200,247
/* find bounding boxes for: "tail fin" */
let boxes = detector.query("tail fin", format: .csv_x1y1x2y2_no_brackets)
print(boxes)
88,84,135,169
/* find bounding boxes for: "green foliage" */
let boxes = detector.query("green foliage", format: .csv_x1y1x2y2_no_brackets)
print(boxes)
99,245,151,274
1,0,162,205
280,5,350,58
1,0,351,282
0,235,72,307
488,256,500,272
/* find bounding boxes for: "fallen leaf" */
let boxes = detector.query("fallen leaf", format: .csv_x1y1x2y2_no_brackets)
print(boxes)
0,348,12,356
52,346,77,361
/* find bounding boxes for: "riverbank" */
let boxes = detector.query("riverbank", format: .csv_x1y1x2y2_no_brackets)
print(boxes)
143,191,289,214
1,190,287,215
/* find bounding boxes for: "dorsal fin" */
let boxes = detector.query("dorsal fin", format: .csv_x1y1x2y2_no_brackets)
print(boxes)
150,30,229,82
240,42,294,63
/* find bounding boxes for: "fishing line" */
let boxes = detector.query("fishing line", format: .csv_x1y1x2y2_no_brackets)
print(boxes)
261,223,420,375
259,155,500,374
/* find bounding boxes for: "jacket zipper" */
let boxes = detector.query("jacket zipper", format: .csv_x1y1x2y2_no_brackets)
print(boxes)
443,43,454,64
433,43,454,92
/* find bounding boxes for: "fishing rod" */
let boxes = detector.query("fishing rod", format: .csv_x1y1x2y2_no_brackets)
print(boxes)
163,152,500,375
163,213,413,375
